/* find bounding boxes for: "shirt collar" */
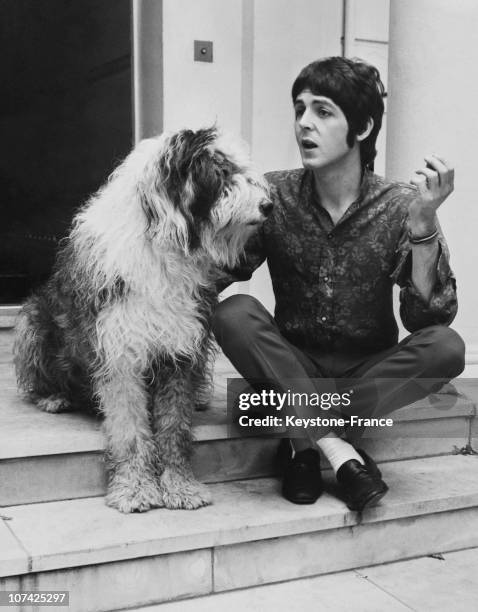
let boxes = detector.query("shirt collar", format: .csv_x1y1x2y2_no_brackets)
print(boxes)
303,168,381,217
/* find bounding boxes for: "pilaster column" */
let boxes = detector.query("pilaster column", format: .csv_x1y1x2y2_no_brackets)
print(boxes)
386,0,478,364
131,0,163,142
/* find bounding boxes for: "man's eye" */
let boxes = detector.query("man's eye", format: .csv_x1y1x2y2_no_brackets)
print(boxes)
317,108,331,118
294,107,304,118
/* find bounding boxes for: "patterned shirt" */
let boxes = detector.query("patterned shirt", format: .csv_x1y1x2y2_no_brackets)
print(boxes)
227,169,458,355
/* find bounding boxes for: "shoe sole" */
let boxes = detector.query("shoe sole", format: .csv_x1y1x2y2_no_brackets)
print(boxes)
350,484,389,512
283,493,322,505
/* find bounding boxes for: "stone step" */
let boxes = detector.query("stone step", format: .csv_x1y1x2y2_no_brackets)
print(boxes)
0,307,20,330
1,350,477,506
129,547,478,612
1,455,478,612
1,328,477,506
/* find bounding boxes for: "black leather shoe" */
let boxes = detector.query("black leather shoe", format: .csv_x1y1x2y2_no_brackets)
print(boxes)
336,449,388,511
277,439,323,504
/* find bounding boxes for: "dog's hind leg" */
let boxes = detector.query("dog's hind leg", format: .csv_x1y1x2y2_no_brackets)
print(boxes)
152,365,212,509
96,372,164,513
14,297,74,412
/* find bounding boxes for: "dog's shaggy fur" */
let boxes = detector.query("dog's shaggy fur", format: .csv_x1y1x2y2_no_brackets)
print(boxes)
14,127,270,513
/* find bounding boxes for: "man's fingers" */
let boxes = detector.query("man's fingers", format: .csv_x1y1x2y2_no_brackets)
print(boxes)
410,173,429,194
427,153,451,168
415,167,440,186
424,154,455,189
410,154,455,213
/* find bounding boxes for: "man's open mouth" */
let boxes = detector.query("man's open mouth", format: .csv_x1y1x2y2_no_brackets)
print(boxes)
302,139,318,149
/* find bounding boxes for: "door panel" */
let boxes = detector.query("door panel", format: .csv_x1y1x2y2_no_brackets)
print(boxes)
1,0,132,303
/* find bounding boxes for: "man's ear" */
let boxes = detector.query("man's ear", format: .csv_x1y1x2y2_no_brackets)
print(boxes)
357,118,374,142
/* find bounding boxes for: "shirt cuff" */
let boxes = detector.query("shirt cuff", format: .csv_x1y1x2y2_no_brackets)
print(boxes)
390,236,452,290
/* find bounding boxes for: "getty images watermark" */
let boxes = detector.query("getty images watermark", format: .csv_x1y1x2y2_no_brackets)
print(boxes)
226,377,468,439
235,387,393,431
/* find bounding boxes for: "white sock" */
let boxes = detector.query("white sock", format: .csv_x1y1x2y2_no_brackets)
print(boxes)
316,432,364,474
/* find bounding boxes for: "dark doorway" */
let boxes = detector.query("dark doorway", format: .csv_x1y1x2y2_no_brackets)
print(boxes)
1,0,133,303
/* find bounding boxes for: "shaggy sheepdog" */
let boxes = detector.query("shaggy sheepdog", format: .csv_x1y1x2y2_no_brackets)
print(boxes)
14,127,271,513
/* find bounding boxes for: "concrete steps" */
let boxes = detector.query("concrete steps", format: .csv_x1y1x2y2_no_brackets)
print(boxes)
1,455,478,612
2,327,478,611
1,367,476,506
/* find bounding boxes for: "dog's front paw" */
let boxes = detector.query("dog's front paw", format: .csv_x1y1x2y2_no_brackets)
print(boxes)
159,467,212,510
105,476,164,513
37,395,72,413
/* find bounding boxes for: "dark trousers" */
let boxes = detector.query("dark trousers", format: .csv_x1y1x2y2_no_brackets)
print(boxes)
212,295,466,444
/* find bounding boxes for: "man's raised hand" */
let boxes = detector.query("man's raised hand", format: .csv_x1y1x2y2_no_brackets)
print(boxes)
408,154,455,233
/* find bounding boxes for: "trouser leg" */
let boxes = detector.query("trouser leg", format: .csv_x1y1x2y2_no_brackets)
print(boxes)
212,295,319,379
213,296,465,441
212,294,333,443
337,325,466,440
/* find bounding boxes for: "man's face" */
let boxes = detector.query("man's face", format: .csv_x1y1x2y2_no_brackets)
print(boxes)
294,90,353,171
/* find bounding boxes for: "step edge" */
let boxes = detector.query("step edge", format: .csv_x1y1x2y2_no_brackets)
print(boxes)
11,491,478,576
1,410,474,460
3,469,478,576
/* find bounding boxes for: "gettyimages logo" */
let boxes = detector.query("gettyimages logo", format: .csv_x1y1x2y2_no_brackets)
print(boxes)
236,388,352,411
226,377,468,439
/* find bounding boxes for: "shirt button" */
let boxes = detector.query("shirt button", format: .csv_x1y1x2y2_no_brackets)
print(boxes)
324,276,329,282
327,233,333,239
321,316,327,322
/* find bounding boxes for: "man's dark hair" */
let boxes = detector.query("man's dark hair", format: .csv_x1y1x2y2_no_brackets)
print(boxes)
291,56,385,169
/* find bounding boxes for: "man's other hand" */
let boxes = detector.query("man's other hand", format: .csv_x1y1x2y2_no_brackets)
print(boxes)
408,154,455,234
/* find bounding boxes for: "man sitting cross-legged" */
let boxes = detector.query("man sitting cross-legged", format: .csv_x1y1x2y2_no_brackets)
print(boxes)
212,57,465,511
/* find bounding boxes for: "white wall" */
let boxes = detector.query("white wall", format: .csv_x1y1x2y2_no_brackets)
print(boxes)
162,0,243,134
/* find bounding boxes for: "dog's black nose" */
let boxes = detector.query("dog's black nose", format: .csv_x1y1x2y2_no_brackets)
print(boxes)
259,201,273,217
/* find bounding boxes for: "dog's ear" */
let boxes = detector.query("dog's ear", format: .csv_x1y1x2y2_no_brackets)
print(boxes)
138,183,161,234
158,127,236,249
185,156,224,250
